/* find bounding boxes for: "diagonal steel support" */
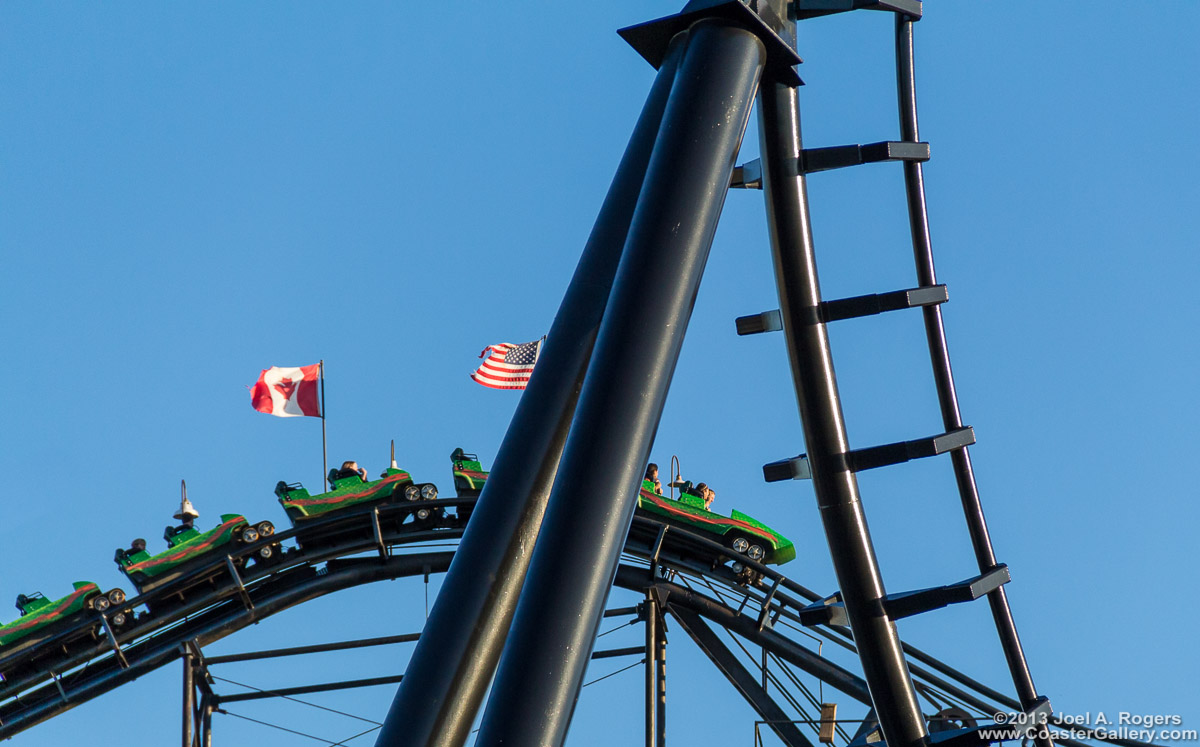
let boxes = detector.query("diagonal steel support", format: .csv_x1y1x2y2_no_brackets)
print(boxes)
670,605,813,747
374,21,690,747
475,16,767,745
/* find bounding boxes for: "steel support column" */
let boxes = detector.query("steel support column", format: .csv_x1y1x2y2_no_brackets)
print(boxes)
645,590,658,747
374,31,688,747
756,68,928,747
475,19,766,745
655,609,667,747
182,648,194,747
644,590,667,747
199,696,213,747
894,17,1050,747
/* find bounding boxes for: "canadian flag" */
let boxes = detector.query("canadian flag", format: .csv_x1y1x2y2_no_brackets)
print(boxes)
251,364,323,418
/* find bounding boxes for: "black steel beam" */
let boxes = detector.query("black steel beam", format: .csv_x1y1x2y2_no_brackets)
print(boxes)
373,26,690,747
894,16,1050,746
756,61,928,747
213,675,403,705
671,606,813,747
182,650,194,747
613,565,873,706
736,284,947,335
800,140,929,173
0,553,453,740
644,591,659,747
205,633,420,665
794,0,922,20
475,19,767,745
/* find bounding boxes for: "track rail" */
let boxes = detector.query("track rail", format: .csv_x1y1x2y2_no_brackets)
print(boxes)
0,499,1151,745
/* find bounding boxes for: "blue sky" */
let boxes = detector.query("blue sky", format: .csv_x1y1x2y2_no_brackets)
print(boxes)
2,2,1197,745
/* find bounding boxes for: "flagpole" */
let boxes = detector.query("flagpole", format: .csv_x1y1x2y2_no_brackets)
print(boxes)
320,359,327,490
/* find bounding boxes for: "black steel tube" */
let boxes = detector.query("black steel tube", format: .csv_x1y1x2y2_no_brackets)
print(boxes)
201,701,213,747
645,591,658,747
757,75,927,746
374,31,689,747
655,610,666,747
613,565,873,706
893,16,1047,737
0,553,453,740
182,650,194,747
475,20,766,745
205,633,420,664
214,675,403,704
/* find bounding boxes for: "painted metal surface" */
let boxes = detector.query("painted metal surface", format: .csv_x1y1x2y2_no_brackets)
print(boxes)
475,17,767,745
0,583,100,647
275,468,414,521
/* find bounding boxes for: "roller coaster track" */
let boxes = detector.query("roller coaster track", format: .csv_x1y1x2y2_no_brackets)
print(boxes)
0,497,1151,746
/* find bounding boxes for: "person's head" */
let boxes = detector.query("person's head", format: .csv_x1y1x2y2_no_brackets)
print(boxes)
645,463,659,480
342,460,359,472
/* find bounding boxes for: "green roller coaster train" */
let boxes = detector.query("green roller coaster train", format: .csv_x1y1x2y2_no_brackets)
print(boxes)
0,583,127,649
451,448,489,496
637,480,795,566
114,514,278,594
0,444,792,695
275,467,435,522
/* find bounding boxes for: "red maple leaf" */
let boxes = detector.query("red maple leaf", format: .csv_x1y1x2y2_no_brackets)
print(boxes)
274,377,297,401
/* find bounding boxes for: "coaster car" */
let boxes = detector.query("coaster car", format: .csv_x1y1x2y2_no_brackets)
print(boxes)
275,465,440,526
0,581,133,683
445,448,794,566
114,513,277,594
451,448,489,496
0,582,130,650
637,480,795,566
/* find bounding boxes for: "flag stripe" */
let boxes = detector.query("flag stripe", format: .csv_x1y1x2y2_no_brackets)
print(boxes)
470,339,541,390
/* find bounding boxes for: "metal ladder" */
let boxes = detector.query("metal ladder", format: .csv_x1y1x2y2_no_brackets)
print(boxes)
733,2,1054,745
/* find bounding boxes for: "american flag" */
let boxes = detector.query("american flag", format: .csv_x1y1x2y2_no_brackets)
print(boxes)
470,339,543,390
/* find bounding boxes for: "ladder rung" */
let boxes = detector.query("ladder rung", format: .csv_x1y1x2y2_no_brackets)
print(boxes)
797,565,1008,629
762,454,812,483
801,141,930,174
821,284,947,322
794,0,922,21
736,285,946,336
883,565,1010,620
736,309,783,335
845,426,974,472
730,158,763,189
764,428,972,482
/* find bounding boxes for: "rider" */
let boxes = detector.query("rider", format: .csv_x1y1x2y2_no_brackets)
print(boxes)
645,463,664,495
